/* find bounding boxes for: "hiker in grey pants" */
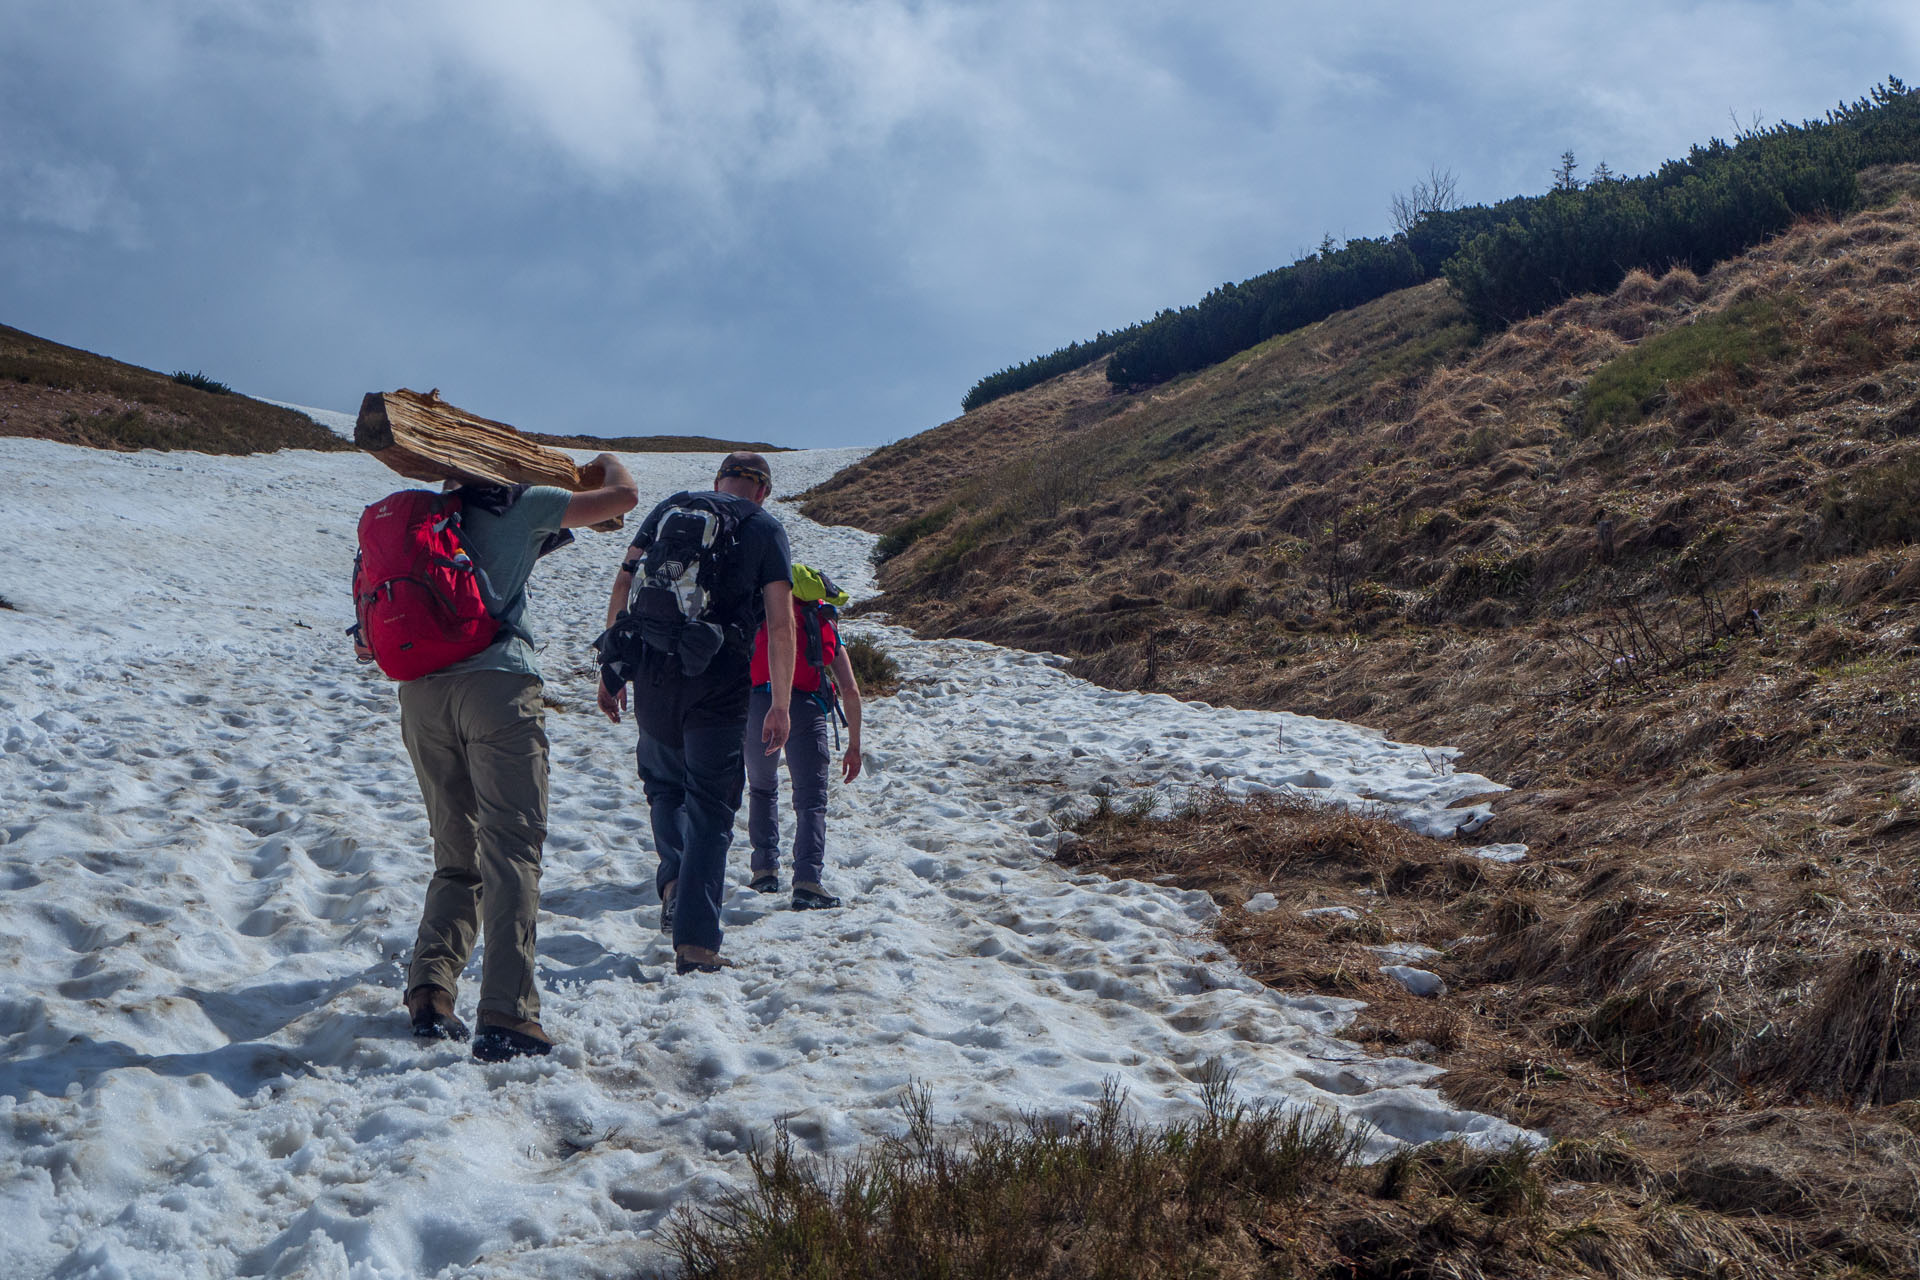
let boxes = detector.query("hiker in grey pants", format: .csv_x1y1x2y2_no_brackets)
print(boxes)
745,689,832,885
742,591,862,908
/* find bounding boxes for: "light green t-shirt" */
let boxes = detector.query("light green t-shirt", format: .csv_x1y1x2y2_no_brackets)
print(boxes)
420,485,573,682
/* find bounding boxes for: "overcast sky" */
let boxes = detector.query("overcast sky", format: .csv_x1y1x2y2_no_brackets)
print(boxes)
4,2,1917,448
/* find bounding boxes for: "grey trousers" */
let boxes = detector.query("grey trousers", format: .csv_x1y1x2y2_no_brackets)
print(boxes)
398,669,549,1023
743,685,830,887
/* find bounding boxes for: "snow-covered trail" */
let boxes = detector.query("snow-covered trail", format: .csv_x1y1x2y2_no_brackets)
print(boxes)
0,438,1526,1279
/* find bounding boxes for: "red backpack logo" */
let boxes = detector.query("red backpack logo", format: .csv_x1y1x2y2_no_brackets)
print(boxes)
352,491,499,680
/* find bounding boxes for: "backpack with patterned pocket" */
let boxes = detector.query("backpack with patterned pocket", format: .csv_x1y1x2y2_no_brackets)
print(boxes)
624,492,748,676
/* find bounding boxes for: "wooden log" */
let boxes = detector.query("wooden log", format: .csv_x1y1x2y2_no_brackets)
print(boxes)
356,387,621,528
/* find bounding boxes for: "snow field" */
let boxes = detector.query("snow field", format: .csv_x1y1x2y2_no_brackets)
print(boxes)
0,437,1530,1279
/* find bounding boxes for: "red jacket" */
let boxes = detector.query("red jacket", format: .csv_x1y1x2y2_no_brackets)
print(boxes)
751,600,838,692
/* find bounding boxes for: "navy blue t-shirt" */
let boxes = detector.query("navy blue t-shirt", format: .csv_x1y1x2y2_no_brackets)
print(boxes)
629,491,791,634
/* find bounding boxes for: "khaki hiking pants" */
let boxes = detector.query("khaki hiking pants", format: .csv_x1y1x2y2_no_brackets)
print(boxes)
399,669,549,1024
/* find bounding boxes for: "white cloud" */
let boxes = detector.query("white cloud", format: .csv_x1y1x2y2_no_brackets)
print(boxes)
289,0,987,197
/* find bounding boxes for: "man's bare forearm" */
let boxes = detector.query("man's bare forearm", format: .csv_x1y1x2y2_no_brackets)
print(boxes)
606,568,633,631
767,616,797,711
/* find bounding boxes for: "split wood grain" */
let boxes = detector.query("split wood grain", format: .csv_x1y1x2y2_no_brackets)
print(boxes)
355,388,621,529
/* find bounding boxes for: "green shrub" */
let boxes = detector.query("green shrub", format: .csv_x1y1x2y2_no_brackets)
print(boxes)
1441,86,1911,327
1577,299,1790,434
1107,235,1425,388
962,326,1142,411
953,80,1920,413
1427,94,1904,332
171,370,232,394
843,635,900,696
667,1083,1362,1280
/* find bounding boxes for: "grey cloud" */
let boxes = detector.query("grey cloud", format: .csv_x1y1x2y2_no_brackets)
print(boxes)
2,1,1917,446
1,150,143,247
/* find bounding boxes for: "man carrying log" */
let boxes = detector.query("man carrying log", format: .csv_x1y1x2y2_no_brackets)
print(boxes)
596,453,796,975
381,453,640,1061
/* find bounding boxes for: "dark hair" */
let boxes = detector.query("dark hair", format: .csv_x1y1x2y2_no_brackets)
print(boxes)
717,451,772,489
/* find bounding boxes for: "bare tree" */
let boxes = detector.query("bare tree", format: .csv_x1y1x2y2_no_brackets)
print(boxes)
1389,164,1460,233
1553,150,1580,191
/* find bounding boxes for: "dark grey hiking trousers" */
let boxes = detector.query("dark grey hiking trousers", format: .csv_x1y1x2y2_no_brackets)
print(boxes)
743,684,831,887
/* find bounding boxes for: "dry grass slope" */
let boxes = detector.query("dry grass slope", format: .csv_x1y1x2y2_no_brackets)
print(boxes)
0,324,351,454
1055,793,1920,1277
524,431,791,454
787,176,1920,1277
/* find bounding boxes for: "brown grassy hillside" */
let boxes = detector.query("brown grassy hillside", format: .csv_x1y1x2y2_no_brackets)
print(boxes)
798,190,1920,1274
524,431,791,454
0,324,351,454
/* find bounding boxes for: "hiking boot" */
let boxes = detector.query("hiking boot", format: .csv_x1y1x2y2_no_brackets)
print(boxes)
674,944,738,976
406,984,469,1042
791,882,843,911
471,1014,554,1062
748,871,781,894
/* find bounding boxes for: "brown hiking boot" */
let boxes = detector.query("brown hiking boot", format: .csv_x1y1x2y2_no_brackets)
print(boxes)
405,984,469,1042
472,1013,554,1062
674,944,737,975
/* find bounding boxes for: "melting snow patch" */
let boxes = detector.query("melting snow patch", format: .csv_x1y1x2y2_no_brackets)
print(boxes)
1467,843,1530,863
0,438,1531,1277
1367,943,1442,964
1244,893,1280,914
1302,905,1361,921
1381,966,1448,998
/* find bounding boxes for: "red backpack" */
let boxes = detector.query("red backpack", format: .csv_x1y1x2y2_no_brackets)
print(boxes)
351,490,500,681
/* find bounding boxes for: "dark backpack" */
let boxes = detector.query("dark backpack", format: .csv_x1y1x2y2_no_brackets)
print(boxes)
796,600,849,747
795,600,840,693
351,490,499,681
608,492,748,678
